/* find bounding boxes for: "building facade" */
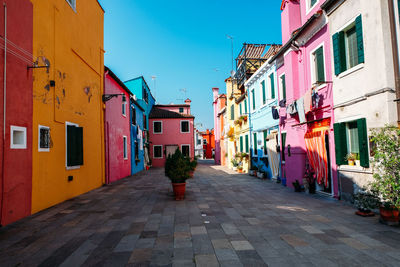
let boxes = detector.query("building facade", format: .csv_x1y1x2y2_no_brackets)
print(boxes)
194,129,204,158
130,95,145,175
201,129,215,159
212,87,226,165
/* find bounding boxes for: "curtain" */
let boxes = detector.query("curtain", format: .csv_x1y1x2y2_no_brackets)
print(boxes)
304,130,328,187
266,132,280,178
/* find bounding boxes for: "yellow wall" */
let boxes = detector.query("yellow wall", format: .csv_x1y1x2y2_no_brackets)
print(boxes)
31,0,105,213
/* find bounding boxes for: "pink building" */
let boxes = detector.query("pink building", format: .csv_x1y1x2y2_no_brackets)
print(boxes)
271,0,338,197
104,67,132,184
212,88,226,165
149,99,195,167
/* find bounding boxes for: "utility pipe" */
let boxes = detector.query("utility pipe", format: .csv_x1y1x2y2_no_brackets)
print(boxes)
1,2,7,225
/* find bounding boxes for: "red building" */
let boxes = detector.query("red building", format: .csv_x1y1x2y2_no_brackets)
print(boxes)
104,67,132,184
0,0,33,226
149,99,195,167
201,129,215,159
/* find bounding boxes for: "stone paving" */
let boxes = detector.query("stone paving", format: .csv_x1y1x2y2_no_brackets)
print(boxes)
1,161,400,266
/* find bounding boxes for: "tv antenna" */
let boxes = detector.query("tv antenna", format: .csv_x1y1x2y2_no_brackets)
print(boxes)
226,34,234,73
151,75,157,103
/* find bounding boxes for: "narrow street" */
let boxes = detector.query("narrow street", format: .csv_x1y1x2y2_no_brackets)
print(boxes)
0,161,399,267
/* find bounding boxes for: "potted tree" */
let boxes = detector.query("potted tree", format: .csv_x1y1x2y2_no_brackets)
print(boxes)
237,165,243,173
354,187,380,217
370,125,400,224
165,149,190,200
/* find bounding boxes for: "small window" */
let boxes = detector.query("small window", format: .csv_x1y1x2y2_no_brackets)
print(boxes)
244,99,248,114
309,0,318,9
245,135,249,153
345,26,359,69
253,132,257,156
203,139,207,145
197,139,201,145
131,107,136,125
39,125,51,152
135,141,139,161
66,0,76,10
66,123,83,168
181,121,190,133
153,121,162,134
311,46,325,84
181,145,190,157
239,103,242,115
122,102,126,116
230,105,234,120
153,145,163,158
123,136,128,159
143,85,149,103
10,126,27,149
179,107,184,113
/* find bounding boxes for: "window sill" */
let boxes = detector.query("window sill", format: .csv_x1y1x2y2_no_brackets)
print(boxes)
66,166,80,170
338,165,372,174
338,63,364,79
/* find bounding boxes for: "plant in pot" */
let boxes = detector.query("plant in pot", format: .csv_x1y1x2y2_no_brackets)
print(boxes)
292,180,302,192
165,149,189,200
237,165,243,173
346,153,356,166
231,158,239,170
186,157,197,178
241,152,249,161
353,187,380,217
249,165,258,176
303,168,316,194
370,125,400,224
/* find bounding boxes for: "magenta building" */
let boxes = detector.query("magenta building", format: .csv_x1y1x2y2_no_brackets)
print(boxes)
272,0,338,197
149,99,195,167
104,67,132,184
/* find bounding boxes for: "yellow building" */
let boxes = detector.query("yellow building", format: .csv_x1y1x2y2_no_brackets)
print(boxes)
31,0,105,213
234,93,250,173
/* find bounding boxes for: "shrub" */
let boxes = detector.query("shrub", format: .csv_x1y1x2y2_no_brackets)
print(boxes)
165,149,189,183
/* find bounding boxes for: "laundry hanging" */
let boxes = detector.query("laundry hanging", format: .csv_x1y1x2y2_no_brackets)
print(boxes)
296,97,306,123
271,107,279,120
286,102,298,115
304,130,328,187
266,132,280,178
304,88,312,114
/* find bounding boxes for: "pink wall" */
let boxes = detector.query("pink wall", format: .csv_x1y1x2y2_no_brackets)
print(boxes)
104,71,131,184
212,88,221,164
150,118,195,167
157,106,190,115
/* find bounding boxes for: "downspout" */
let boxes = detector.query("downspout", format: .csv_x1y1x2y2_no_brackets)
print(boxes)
388,0,400,126
1,3,6,224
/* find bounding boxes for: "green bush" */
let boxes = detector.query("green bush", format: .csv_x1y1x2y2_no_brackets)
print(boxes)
165,148,190,183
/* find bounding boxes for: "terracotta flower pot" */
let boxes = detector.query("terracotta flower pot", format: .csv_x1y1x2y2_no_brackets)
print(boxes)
172,183,186,200
379,206,399,222
146,166,150,170
189,171,194,178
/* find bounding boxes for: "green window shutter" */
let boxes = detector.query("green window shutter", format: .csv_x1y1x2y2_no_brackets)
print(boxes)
252,90,255,110
244,99,248,114
240,104,242,115
270,74,275,99
231,105,234,120
333,123,348,165
261,81,266,104
281,132,286,162
253,133,257,155
357,118,369,168
315,46,325,82
281,75,286,100
245,135,249,153
332,32,347,75
240,136,243,152
355,15,365,64
263,131,268,155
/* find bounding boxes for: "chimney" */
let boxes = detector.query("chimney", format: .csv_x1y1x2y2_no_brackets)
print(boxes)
212,87,219,102
184,98,191,114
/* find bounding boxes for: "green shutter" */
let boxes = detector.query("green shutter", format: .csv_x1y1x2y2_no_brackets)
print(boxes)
315,46,325,82
281,132,286,161
333,123,348,165
355,15,365,64
240,136,243,152
261,81,266,104
245,135,249,153
263,131,268,155
332,32,347,75
240,104,242,115
270,74,275,99
244,99,248,114
281,75,286,100
253,133,257,155
252,90,255,110
231,105,234,120
357,118,369,168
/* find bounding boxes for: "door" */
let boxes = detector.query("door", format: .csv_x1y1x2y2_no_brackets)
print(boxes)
165,145,178,157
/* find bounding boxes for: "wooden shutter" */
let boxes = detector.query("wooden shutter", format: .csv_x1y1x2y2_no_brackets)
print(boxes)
315,46,325,82
231,105,234,120
355,15,365,64
253,133,257,155
281,75,286,100
244,99,248,114
261,81,266,104
332,32,346,75
281,132,286,162
333,123,347,165
240,104,242,115
240,136,243,152
245,135,249,153
270,74,275,99
357,118,369,168
263,131,268,155
252,90,255,109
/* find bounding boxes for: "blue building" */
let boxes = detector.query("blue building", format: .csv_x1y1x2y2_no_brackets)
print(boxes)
245,46,281,179
130,96,145,174
125,76,156,169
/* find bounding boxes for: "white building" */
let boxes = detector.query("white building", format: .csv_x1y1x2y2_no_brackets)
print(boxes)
194,128,204,158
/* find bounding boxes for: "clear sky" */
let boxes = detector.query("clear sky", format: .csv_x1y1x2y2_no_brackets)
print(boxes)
99,0,283,131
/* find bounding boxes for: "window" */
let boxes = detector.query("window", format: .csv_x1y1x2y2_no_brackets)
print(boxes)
203,139,207,145
334,118,369,168
39,125,50,152
333,15,364,76
245,135,249,153
153,121,162,134
244,99,248,114
131,107,136,125
153,145,163,158
179,107,184,113
66,123,83,168
253,133,257,156
181,145,190,157
122,102,126,116
197,139,201,145
181,121,190,133
269,73,275,99
263,131,268,156
143,115,147,129
10,126,27,149
310,0,318,8
279,74,286,101
123,136,128,159
230,105,234,120
135,141,139,161
66,0,76,10
251,89,256,110
261,80,266,105
240,136,243,152
143,85,149,103
311,45,325,84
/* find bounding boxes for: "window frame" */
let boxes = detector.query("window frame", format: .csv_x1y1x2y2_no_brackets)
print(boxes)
65,121,81,170
179,107,184,113
279,73,286,102
153,145,163,159
10,125,27,149
180,120,190,133
268,72,276,102
122,101,126,117
123,136,128,160
153,121,163,134
38,125,50,152
65,0,76,12
344,24,359,70
309,43,326,87
131,106,136,125
181,144,190,157
306,0,319,15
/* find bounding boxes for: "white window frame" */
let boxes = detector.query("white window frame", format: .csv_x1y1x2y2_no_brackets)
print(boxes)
65,121,80,170
38,125,50,152
10,125,27,149
65,0,76,12
278,73,286,101
181,144,190,157
123,136,128,160
153,145,163,159
153,121,163,134
306,0,319,15
309,42,326,89
180,120,190,133
122,102,126,117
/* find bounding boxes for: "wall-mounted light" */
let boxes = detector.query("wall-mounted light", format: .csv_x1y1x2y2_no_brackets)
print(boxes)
102,93,127,103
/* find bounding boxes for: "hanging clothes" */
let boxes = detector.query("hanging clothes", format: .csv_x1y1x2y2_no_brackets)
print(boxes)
296,97,306,123
271,107,279,120
286,102,298,115
279,99,286,108
312,89,320,109
304,88,312,114
266,132,280,178
304,130,328,187
138,128,143,150
144,146,150,165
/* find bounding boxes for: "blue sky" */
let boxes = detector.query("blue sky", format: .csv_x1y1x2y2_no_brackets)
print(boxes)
99,0,283,130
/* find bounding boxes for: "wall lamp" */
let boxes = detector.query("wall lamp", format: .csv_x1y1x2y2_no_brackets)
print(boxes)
102,94,126,103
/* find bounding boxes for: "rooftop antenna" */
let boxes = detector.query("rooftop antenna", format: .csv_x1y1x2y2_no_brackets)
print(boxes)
226,34,234,75
151,75,157,103
179,88,187,101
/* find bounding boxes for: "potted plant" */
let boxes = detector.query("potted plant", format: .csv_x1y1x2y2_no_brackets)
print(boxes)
353,187,380,217
242,115,248,122
292,180,302,192
303,168,316,194
234,119,242,126
249,165,258,176
346,153,356,166
187,158,197,178
237,165,243,173
354,153,360,166
165,149,190,200
231,158,238,170
241,152,249,161
370,125,400,224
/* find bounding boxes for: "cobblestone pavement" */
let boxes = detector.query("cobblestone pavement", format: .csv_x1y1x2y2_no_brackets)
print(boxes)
1,161,400,267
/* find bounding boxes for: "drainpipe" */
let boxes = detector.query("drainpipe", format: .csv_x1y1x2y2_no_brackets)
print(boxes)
1,3,6,224
388,0,400,126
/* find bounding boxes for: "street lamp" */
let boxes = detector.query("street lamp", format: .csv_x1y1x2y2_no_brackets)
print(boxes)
102,94,126,103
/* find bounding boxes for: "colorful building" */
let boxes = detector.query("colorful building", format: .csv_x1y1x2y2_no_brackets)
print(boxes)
245,45,281,179
219,105,228,166
321,0,400,200
0,0,33,226
272,0,338,196
201,129,215,159
194,128,204,158
104,67,133,184
212,87,226,165
31,0,105,213
149,100,195,167
130,95,145,175
225,77,240,169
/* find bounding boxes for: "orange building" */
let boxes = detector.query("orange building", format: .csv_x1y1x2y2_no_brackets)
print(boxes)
201,129,215,159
